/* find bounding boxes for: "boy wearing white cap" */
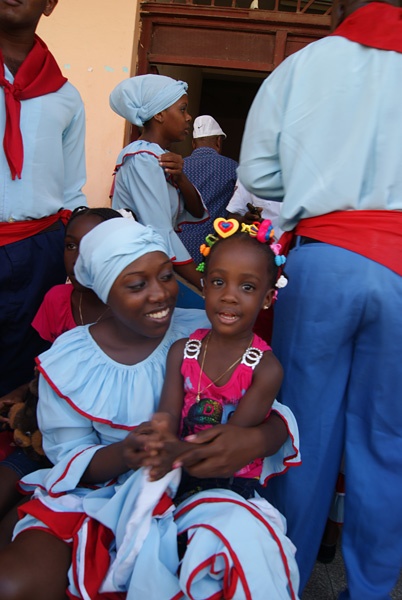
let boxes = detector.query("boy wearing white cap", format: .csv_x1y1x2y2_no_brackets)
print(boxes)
179,115,238,261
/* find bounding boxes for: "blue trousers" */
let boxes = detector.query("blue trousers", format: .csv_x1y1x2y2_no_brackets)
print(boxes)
0,225,66,395
266,241,402,599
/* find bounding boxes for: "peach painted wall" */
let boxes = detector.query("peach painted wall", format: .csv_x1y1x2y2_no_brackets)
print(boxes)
38,0,140,207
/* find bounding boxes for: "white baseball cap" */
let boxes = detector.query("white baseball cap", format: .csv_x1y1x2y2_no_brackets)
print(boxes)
193,115,227,139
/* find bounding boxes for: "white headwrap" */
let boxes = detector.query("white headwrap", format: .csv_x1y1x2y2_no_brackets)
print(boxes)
109,74,188,127
74,219,169,303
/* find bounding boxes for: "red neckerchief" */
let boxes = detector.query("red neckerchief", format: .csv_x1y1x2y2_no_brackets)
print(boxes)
330,2,402,52
278,210,402,277
0,35,67,180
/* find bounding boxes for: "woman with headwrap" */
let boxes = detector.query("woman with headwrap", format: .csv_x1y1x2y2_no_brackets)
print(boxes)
110,74,208,291
0,219,300,600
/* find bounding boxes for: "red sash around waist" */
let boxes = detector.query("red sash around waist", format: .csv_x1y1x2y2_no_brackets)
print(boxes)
0,209,71,246
278,210,402,277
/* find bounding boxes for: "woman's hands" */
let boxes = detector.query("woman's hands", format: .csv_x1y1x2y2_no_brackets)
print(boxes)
175,414,288,478
158,152,184,180
140,412,189,481
123,413,288,482
158,152,205,218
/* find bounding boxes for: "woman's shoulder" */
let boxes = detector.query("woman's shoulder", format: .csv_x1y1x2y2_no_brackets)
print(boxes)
170,308,210,340
36,325,170,426
116,140,164,166
42,283,73,302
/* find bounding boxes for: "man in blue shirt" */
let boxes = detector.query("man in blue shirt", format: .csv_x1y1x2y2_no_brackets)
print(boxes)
179,115,237,262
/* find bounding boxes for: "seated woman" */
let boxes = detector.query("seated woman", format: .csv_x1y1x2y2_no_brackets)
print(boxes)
0,218,300,600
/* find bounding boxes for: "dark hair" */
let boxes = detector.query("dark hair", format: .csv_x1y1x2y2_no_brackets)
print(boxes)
204,232,279,289
65,206,130,233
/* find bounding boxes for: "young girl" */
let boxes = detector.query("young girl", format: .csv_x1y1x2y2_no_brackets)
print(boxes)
147,218,288,503
110,73,208,291
0,218,300,600
32,206,125,341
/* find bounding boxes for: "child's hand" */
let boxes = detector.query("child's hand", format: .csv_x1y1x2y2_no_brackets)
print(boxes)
142,412,188,481
158,152,183,179
244,204,263,224
0,384,29,425
122,421,158,471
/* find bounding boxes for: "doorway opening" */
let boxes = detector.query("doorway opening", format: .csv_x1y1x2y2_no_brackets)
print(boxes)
151,65,266,161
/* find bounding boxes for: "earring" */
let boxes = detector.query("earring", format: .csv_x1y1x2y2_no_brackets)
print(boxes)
263,304,270,310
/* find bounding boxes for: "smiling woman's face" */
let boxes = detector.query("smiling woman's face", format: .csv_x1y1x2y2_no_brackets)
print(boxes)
107,251,179,339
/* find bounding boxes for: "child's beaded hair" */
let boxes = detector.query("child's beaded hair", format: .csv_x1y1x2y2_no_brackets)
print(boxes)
66,206,136,233
198,218,288,296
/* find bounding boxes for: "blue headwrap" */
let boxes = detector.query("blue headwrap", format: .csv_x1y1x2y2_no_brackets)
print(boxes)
109,74,188,127
74,219,169,303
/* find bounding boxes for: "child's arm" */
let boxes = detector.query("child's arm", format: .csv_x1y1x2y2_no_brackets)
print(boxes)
156,338,188,429
142,339,194,480
228,351,283,427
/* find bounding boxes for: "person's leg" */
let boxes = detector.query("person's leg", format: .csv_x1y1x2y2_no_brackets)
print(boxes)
340,261,402,600
266,243,366,592
0,529,71,600
0,465,24,521
318,467,345,563
0,497,30,551
0,225,66,395
0,449,49,520
176,490,300,599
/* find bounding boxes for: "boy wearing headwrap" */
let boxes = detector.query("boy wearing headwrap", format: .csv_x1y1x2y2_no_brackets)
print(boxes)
0,0,87,395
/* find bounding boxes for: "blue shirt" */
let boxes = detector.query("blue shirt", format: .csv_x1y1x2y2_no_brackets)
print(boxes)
0,64,87,222
179,147,238,262
112,140,208,264
238,35,402,231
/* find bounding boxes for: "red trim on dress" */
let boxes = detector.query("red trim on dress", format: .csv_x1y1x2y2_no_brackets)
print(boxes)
18,499,124,599
183,524,251,600
113,149,209,239
172,258,193,266
35,356,136,431
175,496,297,600
262,410,302,484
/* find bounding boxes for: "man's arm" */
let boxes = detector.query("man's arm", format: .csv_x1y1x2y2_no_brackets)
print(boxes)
62,98,87,209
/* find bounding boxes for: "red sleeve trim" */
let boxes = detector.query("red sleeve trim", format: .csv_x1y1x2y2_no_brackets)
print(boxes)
35,356,135,431
262,409,302,484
